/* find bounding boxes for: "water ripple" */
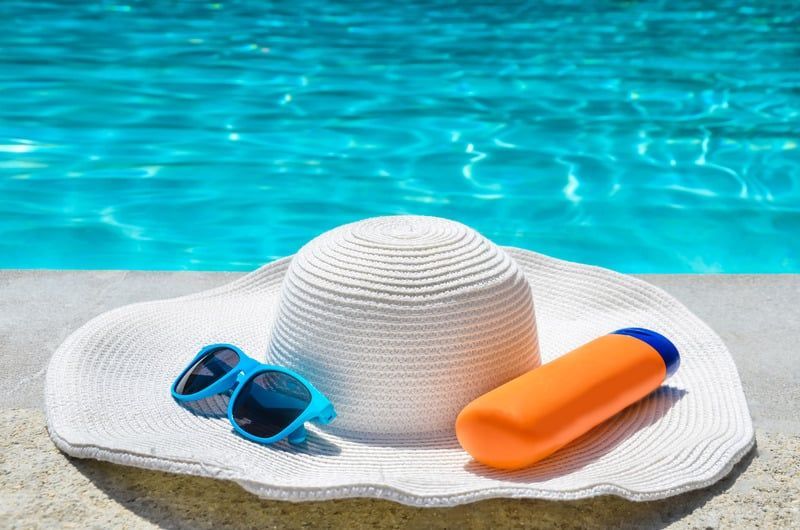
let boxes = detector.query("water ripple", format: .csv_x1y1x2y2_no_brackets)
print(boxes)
0,0,798,272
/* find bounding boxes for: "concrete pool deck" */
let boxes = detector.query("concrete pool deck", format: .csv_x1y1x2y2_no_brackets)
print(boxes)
1,271,797,528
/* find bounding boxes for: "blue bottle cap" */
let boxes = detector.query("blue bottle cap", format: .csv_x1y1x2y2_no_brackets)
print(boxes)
611,327,680,378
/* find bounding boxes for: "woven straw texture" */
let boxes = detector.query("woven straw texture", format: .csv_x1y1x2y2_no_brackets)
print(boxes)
45,216,754,507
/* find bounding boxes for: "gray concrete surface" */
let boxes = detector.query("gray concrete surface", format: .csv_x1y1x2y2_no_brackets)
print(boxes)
1,271,798,529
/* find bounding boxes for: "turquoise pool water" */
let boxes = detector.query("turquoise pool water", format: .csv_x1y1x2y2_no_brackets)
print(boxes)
1,1,798,272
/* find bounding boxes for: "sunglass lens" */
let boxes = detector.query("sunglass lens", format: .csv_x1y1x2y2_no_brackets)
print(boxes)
174,347,240,395
232,371,312,439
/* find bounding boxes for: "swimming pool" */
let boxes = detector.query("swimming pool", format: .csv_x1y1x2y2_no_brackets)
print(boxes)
1,1,798,272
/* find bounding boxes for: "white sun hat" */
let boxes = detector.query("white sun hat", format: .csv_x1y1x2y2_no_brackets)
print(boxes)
45,215,754,506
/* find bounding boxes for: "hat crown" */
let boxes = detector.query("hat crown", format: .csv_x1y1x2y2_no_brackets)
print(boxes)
267,216,540,434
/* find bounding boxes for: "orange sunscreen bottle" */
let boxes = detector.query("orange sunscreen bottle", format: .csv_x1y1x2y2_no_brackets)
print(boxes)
456,328,680,470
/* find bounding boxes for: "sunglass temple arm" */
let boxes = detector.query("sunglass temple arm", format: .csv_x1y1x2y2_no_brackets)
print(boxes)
288,425,307,444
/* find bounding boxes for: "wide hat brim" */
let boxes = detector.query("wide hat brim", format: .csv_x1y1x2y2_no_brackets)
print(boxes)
45,248,754,507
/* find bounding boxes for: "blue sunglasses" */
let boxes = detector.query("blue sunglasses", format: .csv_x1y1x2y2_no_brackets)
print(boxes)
171,344,336,445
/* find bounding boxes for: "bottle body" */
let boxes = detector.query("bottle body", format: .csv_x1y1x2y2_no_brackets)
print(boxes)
455,328,679,470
